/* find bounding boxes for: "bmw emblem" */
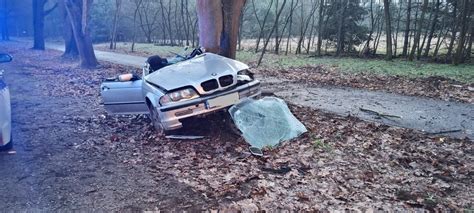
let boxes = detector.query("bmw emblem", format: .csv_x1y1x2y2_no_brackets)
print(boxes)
211,73,217,76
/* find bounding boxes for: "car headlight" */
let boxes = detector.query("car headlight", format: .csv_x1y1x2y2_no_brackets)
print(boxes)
159,88,199,105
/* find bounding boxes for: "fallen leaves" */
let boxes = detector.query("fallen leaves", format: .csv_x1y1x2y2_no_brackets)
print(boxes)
2,42,472,211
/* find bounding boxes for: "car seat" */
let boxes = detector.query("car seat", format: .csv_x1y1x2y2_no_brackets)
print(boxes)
147,55,168,73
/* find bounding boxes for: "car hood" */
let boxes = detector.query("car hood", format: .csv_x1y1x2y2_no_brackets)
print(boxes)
144,53,249,92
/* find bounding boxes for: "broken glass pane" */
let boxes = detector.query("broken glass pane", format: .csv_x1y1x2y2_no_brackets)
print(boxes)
229,97,307,149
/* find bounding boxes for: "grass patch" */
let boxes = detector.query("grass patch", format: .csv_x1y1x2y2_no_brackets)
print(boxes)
238,51,474,83
96,42,474,83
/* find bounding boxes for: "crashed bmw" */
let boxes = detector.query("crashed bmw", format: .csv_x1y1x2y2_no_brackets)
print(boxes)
100,48,261,134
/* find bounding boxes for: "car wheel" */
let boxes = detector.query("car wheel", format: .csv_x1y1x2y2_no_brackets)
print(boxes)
223,112,241,136
148,105,165,135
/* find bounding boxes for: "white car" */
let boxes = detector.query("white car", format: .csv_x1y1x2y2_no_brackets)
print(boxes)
100,48,261,134
0,53,12,150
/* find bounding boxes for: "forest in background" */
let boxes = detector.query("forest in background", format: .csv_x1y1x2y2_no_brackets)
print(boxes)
0,0,472,65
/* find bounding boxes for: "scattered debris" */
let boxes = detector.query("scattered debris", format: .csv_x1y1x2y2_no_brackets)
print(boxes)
359,107,402,119
249,147,263,156
165,135,205,140
427,129,463,135
229,97,307,149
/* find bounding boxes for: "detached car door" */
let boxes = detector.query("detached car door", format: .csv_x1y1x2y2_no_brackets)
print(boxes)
100,80,148,114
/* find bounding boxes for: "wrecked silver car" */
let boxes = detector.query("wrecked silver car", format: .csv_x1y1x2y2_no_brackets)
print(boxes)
100,48,261,134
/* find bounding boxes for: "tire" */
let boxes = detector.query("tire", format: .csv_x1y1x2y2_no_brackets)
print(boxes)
148,104,165,136
223,112,241,136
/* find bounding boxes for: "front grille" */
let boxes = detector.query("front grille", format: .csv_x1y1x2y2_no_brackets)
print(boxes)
201,79,219,91
219,75,233,87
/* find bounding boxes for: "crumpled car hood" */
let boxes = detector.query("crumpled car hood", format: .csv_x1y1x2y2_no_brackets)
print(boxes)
144,53,249,91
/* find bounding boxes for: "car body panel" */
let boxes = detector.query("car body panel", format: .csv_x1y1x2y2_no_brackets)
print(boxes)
145,53,249,94
100,79,148,114
100,51,261,131
0,79,11,146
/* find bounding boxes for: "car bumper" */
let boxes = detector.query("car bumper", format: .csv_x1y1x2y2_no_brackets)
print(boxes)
158,80,261,130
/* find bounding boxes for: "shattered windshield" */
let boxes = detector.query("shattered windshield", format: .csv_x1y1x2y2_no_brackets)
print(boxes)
229,97,307,149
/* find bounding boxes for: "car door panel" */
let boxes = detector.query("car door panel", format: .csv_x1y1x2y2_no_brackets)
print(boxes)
100,80,148,114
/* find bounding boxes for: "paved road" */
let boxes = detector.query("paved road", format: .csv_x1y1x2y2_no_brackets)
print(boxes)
46,43,474,139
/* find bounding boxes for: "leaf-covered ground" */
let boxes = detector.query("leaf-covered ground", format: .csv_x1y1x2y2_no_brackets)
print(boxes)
2,42,473,211
256,66,474,103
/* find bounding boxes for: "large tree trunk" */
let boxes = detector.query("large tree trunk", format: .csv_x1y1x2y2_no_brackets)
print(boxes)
64,0,98,68
196,0,246,59
33,0,46,50
59,0,78,57
402,0,411,56
383,0,392,60
33,0,57,50
408,0,428,61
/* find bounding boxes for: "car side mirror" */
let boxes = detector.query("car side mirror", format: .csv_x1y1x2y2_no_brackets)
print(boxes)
0,54,12,63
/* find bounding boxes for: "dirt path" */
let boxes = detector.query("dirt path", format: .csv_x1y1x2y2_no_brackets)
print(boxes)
45,43,473,140
0,61,209,211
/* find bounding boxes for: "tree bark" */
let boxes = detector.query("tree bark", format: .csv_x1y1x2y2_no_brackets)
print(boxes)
408,0,428,61
64,0,98,68
196,0,246,59
402,0,411,56
383,0,392,60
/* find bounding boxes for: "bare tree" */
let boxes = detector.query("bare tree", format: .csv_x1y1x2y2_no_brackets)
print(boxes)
402,0,412,56
336,0,348,56
109,0,122,49
64,0,98,68
257,0,287,66
253,0,274,52
423,0,440,57
453,0,471,65
33,0,58,50
316,0,324,56
408,0,428,61
445,1,457,62
383,0,392,60
131,0,143,52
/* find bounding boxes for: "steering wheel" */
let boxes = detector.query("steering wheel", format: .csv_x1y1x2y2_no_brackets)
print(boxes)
188,47,203,59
